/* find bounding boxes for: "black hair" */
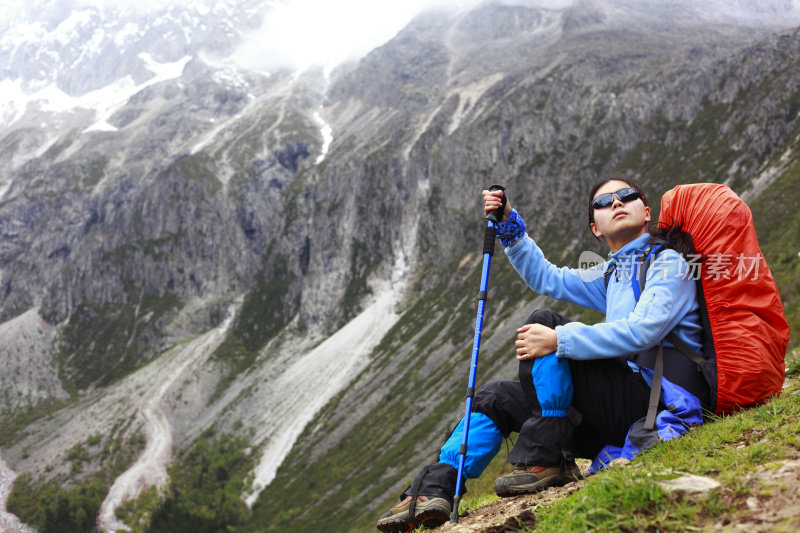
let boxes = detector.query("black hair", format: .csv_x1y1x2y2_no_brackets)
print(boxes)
648,224,697,259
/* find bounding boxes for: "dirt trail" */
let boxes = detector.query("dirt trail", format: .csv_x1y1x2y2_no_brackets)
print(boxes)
438,466,588,533
96,315,232,532
0,455,35,533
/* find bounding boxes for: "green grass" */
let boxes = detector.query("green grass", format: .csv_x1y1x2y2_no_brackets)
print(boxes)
59,290,181,390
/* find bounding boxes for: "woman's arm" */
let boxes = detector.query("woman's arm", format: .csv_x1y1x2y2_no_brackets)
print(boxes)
506,233,608,312
554,251,699,359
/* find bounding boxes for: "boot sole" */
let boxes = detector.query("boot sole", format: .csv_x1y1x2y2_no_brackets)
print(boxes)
376,516,414,533
494,473,564,497
415,507,450,529
376,505,450,532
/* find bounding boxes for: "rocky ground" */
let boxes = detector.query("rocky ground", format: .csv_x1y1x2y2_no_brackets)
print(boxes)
440,481,582,533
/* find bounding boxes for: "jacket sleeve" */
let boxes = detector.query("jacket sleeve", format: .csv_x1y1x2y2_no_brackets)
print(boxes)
505,234,607,312
554,250,697,359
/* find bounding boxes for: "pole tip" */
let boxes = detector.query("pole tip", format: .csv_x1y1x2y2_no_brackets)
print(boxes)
450,495,460,523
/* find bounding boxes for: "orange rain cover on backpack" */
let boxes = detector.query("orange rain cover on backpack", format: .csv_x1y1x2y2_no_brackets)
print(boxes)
658,183,789,414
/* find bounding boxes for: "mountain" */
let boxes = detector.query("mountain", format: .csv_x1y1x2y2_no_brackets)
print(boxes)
1,1,799,532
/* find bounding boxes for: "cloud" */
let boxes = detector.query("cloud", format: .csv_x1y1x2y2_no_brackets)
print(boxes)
230,0,486,73
1,0,580,75
2,0,170,18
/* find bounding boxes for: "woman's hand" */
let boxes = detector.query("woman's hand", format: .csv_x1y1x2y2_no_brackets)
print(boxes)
482,189,512,220
515,323,558,360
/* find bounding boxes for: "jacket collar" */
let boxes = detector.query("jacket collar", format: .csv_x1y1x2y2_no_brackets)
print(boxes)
608,233,650,263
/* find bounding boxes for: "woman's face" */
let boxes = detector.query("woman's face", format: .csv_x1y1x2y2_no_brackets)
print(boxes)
590,179,651,252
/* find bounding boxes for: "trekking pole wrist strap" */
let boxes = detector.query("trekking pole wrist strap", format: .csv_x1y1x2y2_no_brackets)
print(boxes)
496,209,526,247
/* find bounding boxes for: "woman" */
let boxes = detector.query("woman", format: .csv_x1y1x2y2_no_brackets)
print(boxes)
376,174,708,533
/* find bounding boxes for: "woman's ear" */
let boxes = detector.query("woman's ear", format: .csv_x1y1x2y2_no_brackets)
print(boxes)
644,206,651,223
590,222,603,238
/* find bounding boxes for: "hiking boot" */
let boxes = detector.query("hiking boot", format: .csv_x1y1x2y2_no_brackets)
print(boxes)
561,461,583,484
376,495,451,532
494,462,583,497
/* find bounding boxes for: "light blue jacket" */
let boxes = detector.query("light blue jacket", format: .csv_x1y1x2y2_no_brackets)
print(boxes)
505,232,703,359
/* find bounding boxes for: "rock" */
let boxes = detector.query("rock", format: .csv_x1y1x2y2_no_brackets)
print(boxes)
656,473,721,496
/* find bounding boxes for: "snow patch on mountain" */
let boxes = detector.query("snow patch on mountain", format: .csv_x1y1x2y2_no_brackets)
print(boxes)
1,53,192,130
313,110,333,163
0,180,12,202
85,53,193,132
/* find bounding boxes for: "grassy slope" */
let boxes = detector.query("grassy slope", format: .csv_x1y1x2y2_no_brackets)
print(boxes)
447,351,800,532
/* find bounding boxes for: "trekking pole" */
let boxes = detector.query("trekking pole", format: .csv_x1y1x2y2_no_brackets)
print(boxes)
451,184,506,524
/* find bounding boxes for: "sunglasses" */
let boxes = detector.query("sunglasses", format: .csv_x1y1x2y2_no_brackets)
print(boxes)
591,187,642,210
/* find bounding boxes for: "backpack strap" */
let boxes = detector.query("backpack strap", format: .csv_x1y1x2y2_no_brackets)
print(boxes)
602,243,707,428
603,261,616,288
634,244,704,368
634,242,705,431
632,243,663,302
664,332,706,370
644,343,664,430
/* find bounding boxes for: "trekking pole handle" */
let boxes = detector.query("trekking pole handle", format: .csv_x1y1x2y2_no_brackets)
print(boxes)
486,184,506,223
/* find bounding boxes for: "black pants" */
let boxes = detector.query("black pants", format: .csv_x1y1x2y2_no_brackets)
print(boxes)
405,309,652,502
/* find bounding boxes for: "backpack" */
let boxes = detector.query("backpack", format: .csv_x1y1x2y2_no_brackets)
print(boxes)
634,183,789,417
